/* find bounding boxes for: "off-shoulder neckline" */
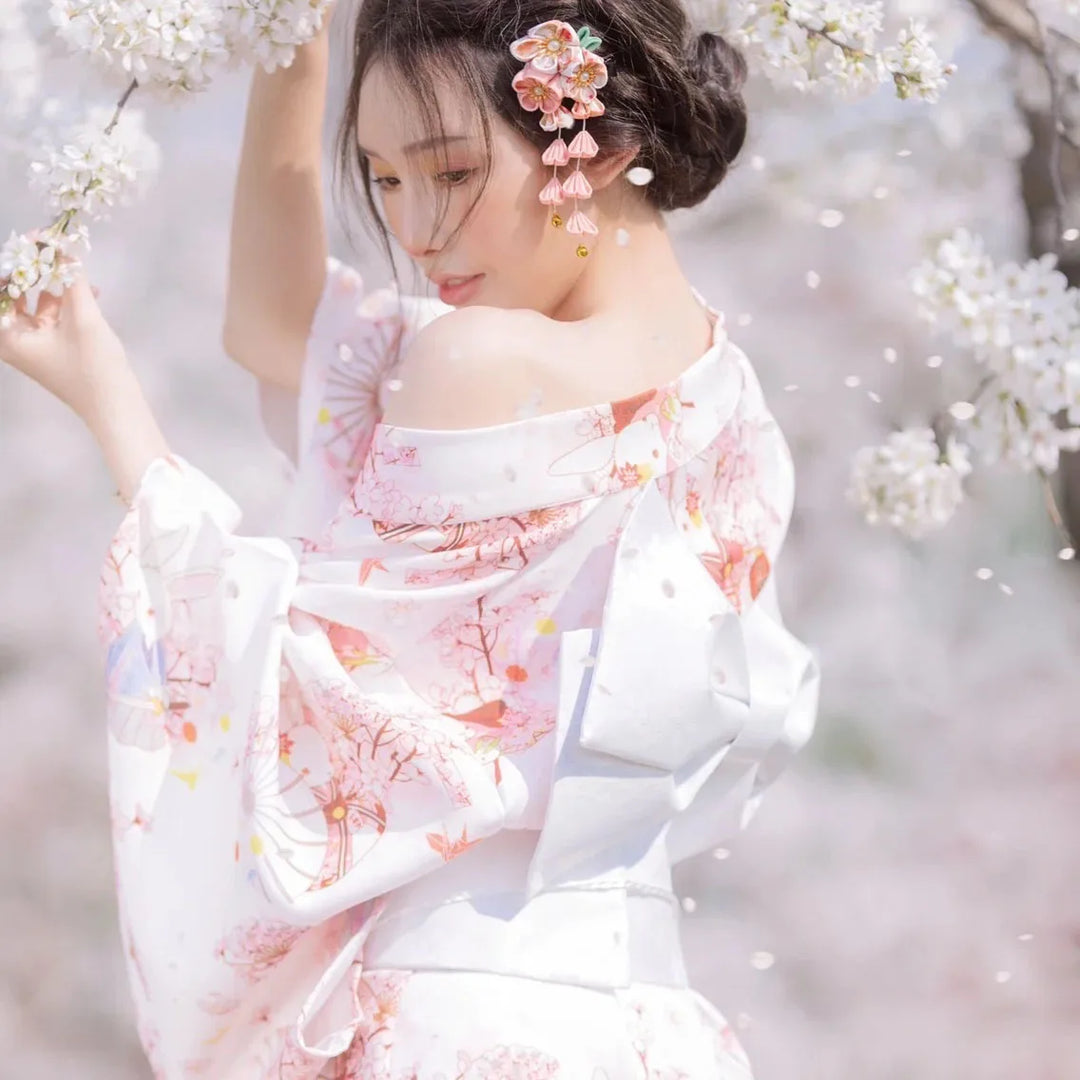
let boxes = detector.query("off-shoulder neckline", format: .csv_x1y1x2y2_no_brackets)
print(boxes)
369,286,729,443
349,288,747,525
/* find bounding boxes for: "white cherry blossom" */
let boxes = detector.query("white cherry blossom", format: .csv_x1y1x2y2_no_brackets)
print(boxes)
2,0,333,317
28,106,160,220
848,427,972,538
694,0,955,101
910,228,1080,475
0,223,88,320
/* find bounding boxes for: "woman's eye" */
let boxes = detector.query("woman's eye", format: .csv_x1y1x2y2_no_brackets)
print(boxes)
438,168,475,186
372,170,472,191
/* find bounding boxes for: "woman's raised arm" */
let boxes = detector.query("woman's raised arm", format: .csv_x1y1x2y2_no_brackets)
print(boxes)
222,7,336,393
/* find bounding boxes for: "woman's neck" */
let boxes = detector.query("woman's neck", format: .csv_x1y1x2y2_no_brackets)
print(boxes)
548,207,701,330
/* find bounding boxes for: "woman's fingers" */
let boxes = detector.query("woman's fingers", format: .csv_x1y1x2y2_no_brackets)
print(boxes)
35,290,63,320
63,273,99,325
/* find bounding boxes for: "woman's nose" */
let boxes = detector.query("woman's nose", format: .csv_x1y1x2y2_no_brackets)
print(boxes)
397,200,440,260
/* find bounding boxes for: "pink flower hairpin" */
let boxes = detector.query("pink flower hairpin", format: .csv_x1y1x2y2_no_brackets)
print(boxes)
510,20,608,257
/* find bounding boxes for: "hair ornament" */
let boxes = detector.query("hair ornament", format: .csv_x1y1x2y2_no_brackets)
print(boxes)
510,20,608,257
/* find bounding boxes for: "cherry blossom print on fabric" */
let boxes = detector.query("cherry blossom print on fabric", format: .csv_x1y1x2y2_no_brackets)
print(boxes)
332,969,756,1079
96,254,819,1077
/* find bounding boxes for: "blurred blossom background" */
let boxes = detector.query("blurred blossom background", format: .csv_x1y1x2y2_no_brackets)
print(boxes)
2,0,1079,1076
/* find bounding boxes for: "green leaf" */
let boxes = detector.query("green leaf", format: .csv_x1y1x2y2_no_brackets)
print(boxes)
577,25,602,51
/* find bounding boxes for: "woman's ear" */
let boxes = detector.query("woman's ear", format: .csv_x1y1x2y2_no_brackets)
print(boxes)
585,146,642,192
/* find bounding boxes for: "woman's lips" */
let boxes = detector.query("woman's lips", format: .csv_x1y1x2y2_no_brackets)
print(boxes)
437,274,484,305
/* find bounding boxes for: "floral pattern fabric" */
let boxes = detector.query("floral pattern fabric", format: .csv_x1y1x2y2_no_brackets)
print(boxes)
98,255,821,1078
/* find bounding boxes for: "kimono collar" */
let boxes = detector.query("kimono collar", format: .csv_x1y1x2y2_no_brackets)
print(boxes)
350,298,746,526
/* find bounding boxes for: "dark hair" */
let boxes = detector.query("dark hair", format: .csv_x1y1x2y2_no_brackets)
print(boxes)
334,0,748,283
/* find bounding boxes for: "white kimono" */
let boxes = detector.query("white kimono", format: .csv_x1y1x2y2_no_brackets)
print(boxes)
98,256,821,1078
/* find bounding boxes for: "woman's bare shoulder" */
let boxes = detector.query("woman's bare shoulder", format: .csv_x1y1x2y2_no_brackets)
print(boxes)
379,304,562,431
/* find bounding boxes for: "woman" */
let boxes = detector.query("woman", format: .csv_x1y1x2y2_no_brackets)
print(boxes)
0,0,820,1076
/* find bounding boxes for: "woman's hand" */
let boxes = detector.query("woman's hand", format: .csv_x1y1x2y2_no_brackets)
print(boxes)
0,254,129,422
1,244,173,504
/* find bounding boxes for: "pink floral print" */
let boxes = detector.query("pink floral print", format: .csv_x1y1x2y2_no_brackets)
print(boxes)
97,255,819,1077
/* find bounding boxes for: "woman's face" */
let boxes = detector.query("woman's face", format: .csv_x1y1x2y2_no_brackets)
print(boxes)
355,58,594,313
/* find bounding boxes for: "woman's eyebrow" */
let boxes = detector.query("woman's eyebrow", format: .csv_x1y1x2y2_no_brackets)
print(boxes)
357,135,474,160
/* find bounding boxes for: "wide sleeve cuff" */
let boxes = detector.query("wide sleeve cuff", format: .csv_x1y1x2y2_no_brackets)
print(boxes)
98,451,518,1075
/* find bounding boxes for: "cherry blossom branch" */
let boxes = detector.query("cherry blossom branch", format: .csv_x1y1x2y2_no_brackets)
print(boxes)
1,2,334,321
965,0,1042,54
105,78,140,136
1022,1,1069,254
1040,471,1075,554
714,1,956,102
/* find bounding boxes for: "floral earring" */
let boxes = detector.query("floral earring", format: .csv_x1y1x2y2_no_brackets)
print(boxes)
510,20,608,258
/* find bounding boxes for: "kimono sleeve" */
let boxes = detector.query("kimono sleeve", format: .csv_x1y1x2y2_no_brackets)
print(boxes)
522,410,821,895
663,366,822,866
98,453,521,1076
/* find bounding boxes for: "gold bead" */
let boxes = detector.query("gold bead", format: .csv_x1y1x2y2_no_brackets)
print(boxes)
576,244,590,258
551,213,563,228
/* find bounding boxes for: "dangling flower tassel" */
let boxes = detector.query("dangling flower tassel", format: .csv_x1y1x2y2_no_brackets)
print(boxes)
539,176,567,205
565,210,598,235
541,137,571,167
510,21,607,257
567,128,599,159
540,106,575,133
565,117,599,255
561,169,592,200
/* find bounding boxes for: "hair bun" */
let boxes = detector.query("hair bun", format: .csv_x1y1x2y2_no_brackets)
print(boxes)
651,30,749,212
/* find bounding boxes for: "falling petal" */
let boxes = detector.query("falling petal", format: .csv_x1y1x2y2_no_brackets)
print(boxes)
806,270,820,288
998,583,1014,596
1064,228,1079,242
976,567,994,580
949,401,976,421
615,228,630,246
873,186,890,199
994,970,1013,983
711,847,730,859
750,951,775,971
736,313,752,326
926,354,944,368
818,208,844,228
625,166,654,186
883,347,898,363
1058,546,1076,560
750,155,766,170
784,384,799,392
844,375,861,388
681,896,697,913
515,387,545,419
867,391,882,403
